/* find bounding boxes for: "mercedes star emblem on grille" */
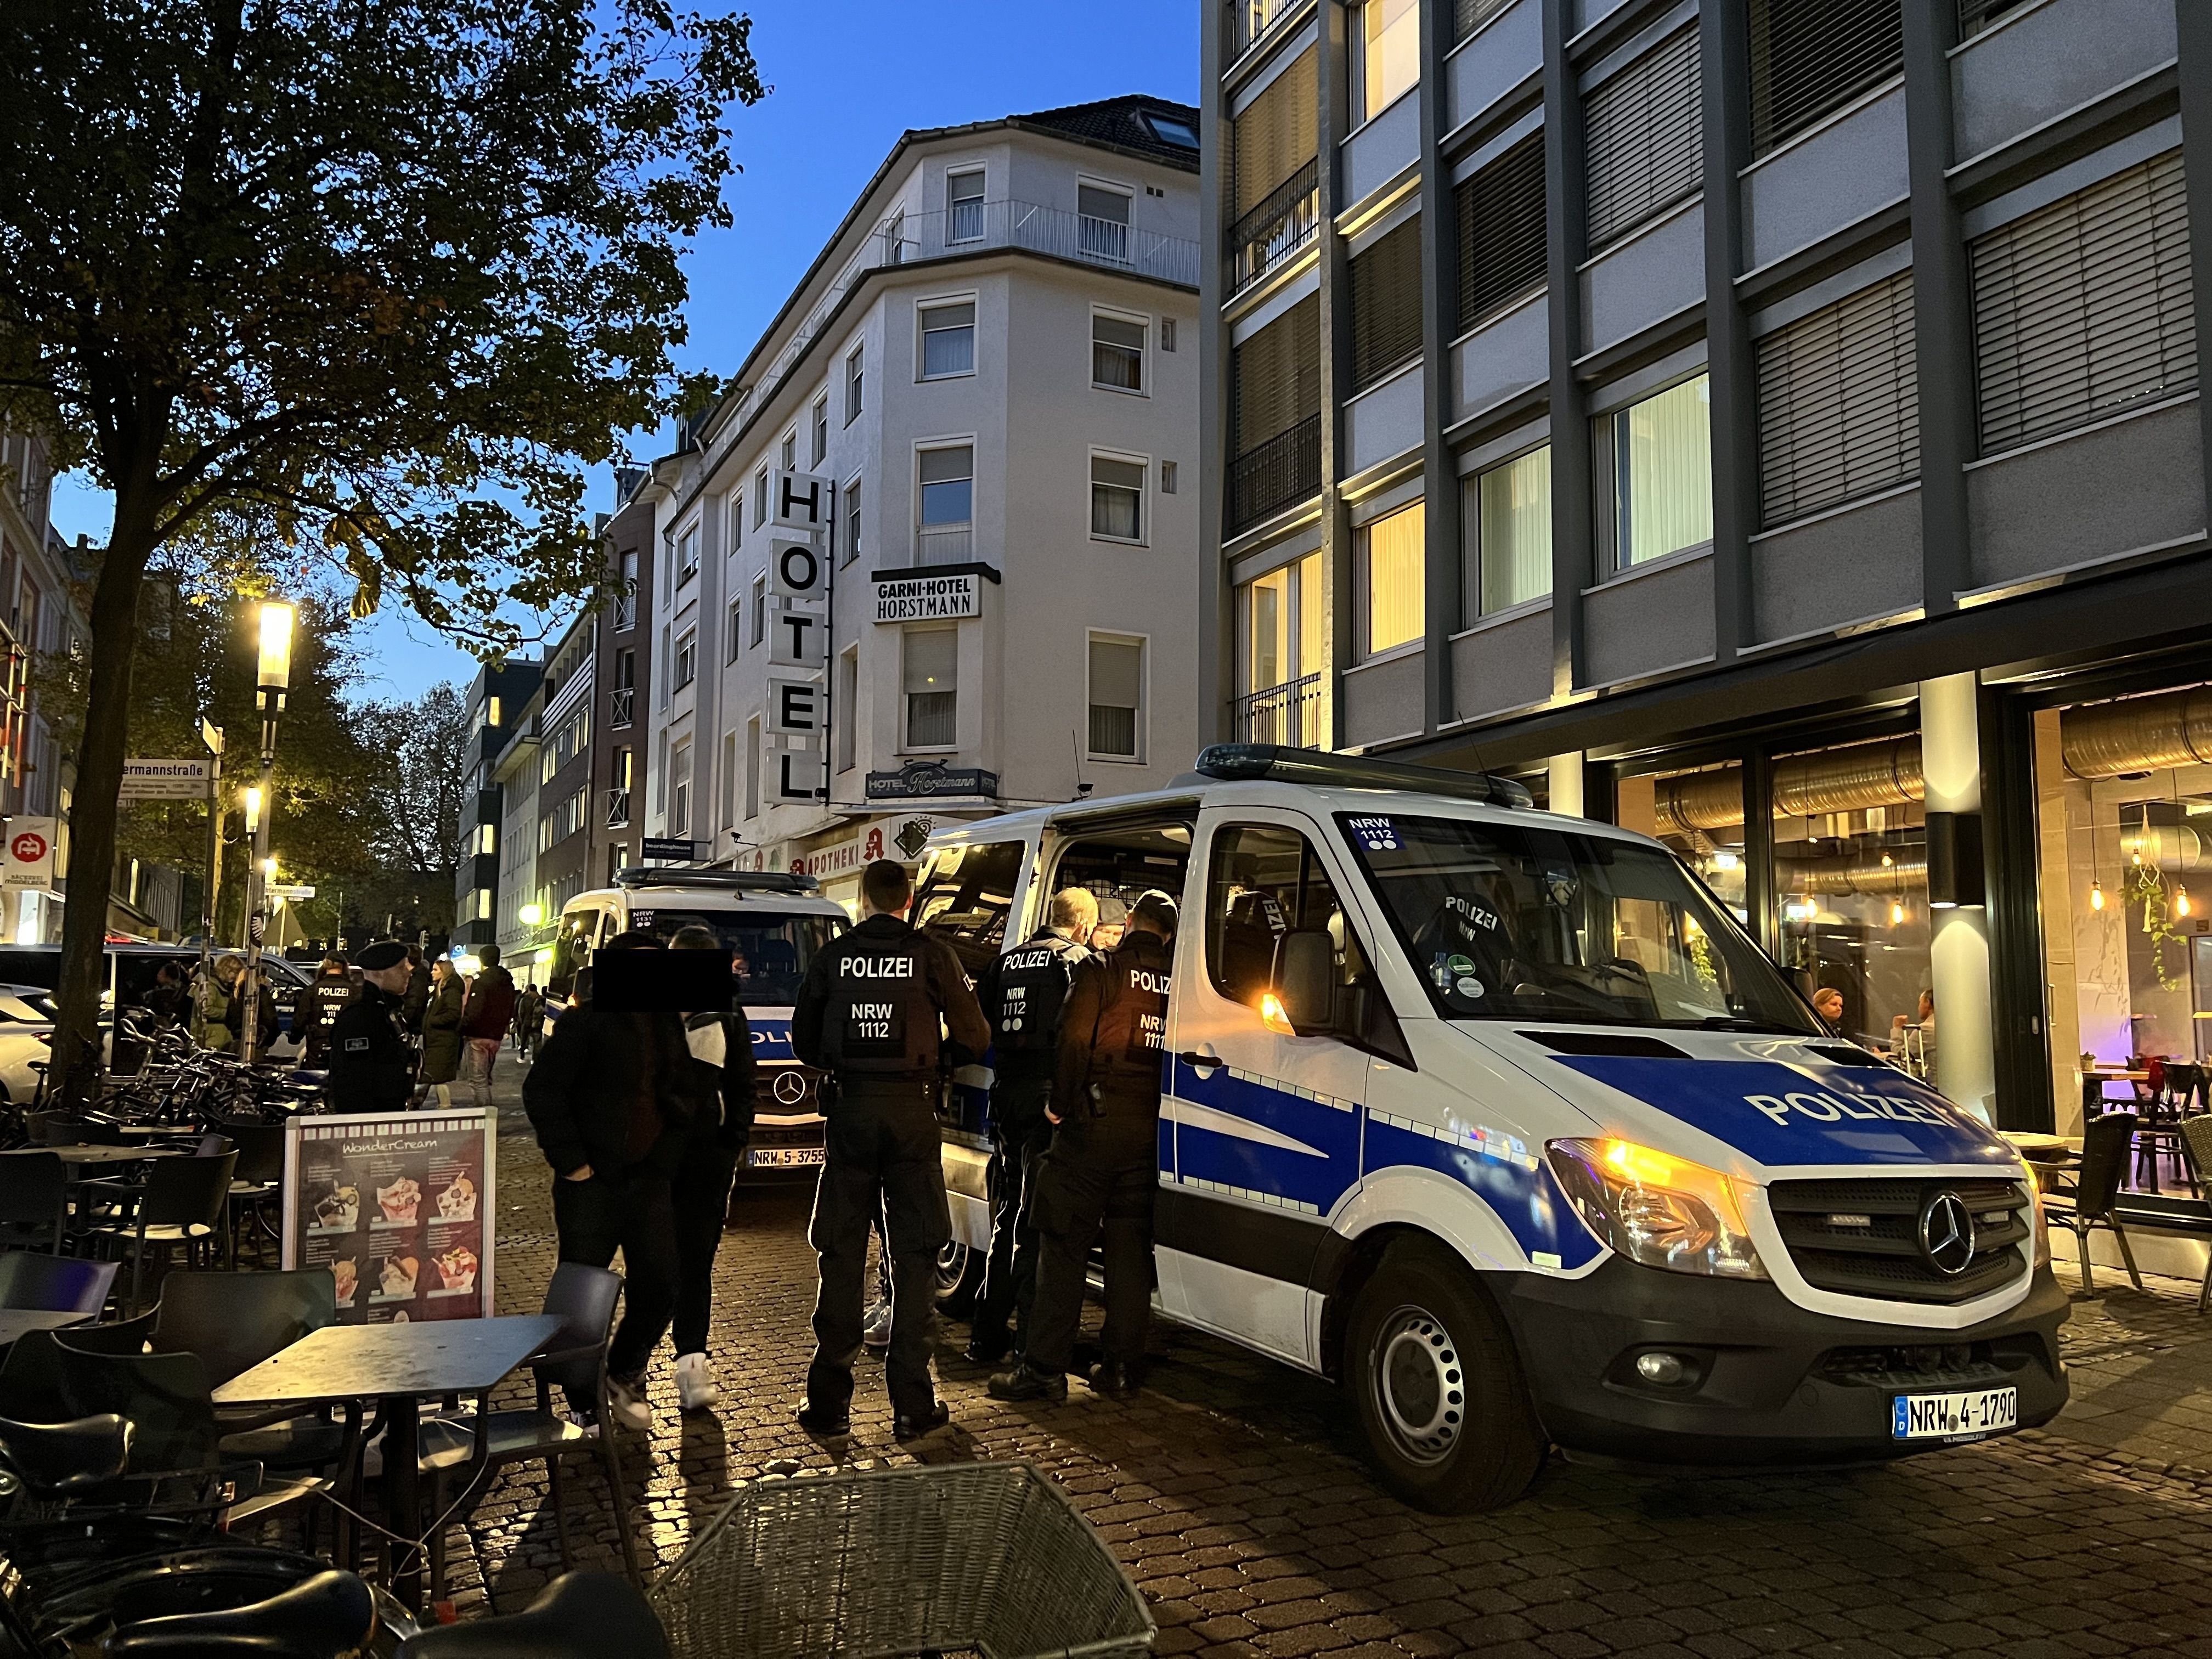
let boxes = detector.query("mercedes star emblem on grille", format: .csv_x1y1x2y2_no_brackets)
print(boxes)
1917,1190,1976,1276
771,1069,810,1107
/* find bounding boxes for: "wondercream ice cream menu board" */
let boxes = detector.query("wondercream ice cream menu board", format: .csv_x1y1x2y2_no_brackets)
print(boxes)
282,1108,496,1324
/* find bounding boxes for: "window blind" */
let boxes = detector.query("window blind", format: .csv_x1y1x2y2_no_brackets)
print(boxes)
1583,27,1702,252
1749,0,1902,158
1455,132,1547,332
1756,270,1918,527
1453,0,1514,46
1233,293,1322,455
1229,49,1318,219
1971,151,2197,455
1350,218,1424,390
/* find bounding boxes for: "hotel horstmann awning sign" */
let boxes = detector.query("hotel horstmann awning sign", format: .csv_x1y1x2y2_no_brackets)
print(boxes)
870,562,999,624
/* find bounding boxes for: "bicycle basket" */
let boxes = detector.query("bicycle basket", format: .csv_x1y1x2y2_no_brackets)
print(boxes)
647,1461,1155,1659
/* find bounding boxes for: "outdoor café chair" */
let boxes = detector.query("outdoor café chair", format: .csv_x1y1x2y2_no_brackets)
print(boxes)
415,1262,642,1604
2186,1117,2212,1316
82,1149,235,1314
213,1119,287,1268
0,1311,157,1420
2057,1113,2143,1295
0,1152,70,1253
0,1252,116,1316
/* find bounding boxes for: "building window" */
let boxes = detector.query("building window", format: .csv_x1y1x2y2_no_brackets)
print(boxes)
836,647,859,772
1228,293,1323,535
1456,131,1547,332
780,431,796,471
1092,312,1146,392
615,550,639,630
472,822,496,857
948,168,985,242
903,627,958,748
676,524,699,589
1350,217,1423,391
726,596,743,663
754,467,769,528
1463,447,1553,620
1161,317,1177,352
611,647,636,729
744,716,760,820
1161,460,1178,494
674,630,696,691
1350,0,1419,125
1609,374,1713,568
1087,635,1144,760
720,730,738,830
811,396,829,465
750,573,768,646
1756,270,1918,528
1971,150,2195,456
729,491,742,551
1090,454,1147,542
918,445,974,563
1584,28,1702,252
919,301,975,379
846,345,864,424
843,478,862,566
669,741,692,837
1357,499,1425,657
1749,0,1904,159
1077,183,1132,264
1226,48,1319,292
486,696,503,729
606,747,632,828
658,625,669,707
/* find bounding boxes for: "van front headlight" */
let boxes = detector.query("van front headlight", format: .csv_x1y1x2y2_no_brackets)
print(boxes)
1547,1138,1768,1280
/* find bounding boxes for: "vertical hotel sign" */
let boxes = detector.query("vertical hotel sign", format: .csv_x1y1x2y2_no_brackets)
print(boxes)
283,1108,497,1323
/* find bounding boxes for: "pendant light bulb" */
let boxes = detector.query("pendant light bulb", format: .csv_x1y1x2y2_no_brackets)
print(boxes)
1889,900,1905,927
2091,877,2105,911
2179,884,2192,918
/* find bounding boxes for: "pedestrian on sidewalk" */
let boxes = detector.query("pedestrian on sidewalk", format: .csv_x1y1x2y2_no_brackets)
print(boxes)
458,943,518,1108
400,944,431,1036
524,930,692,1430
512,983,543,1062
667,923,757,1411
414,956,466,1105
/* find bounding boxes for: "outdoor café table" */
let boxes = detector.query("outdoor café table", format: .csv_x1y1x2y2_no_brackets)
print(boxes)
1,1144,185,1167
0,1310,89,1349
212,1314,565,1611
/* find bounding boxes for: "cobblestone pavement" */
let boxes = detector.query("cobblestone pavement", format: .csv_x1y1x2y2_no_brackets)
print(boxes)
454,1060,2212,1655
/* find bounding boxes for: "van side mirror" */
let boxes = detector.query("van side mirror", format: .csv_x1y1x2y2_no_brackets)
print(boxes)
1275,930,1335,1034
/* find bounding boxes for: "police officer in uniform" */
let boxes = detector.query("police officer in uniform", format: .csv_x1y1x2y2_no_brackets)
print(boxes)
793,859,989,1440
325,941,416,1114
966,887,1097,1364
300,954,356,1070
990,890,1176,1404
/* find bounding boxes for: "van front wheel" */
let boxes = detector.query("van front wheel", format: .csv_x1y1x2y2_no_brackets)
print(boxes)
1346,1239,1545,1512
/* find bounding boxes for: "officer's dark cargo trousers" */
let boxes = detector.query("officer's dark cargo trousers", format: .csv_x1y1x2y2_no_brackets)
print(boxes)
1026,1105,1159,1375
972,1092,1052,1353
808,1086,951,1418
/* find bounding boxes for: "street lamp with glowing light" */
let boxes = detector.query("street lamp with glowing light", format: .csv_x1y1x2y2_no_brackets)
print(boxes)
257,602,295,714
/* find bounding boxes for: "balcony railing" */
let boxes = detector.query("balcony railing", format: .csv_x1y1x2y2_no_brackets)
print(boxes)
608,686,634,729
916,523,973,565
1225,159,1319,294
1079,214,1131,266
949,198,985,242
1226,0,1304,57
604,788,632,830
1226,413,1322,536
1233,673,1325,748
613,594,636,630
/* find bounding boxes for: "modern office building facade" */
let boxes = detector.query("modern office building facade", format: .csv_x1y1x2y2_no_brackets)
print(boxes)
639,95,1205,913
1200,0,2212,1138
452,657,543,952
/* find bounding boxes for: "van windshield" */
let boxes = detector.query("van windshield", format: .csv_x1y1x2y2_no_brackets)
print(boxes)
618,909,841,1007
1337,812,1820,1034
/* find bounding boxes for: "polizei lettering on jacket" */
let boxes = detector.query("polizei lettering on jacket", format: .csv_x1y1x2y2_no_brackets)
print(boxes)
1742,1088,1964,1127
840,956,916,979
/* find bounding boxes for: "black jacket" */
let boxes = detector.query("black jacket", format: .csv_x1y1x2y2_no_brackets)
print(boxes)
792,911,989,1077
524,992,694,1178
326,986,413,1114
682,1008,759,1152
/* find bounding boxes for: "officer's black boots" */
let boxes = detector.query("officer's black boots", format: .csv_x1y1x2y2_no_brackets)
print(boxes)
985,1361,1068,1404
893,1401,951,1441
794,1401,850,1437
1086,1359,1141,1400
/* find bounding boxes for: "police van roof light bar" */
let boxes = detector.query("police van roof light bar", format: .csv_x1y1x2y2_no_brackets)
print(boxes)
1190,744,1535,809
613,867,822,895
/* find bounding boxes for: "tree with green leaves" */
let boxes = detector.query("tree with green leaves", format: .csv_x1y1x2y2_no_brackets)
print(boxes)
0,0,763,1100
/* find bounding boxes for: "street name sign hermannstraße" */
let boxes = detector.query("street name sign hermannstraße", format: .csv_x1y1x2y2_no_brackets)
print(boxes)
120,757,215,800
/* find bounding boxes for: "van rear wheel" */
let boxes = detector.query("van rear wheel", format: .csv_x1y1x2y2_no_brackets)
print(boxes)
1346,1238,1545,1513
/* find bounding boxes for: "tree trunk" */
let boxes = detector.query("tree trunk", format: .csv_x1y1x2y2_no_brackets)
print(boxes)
52,498,157,1109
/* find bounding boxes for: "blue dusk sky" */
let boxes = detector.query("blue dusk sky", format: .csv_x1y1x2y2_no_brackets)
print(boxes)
47,0,1200,699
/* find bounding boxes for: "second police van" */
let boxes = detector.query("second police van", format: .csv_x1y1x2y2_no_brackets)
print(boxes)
552,870,848,1175
914,745,2067,1512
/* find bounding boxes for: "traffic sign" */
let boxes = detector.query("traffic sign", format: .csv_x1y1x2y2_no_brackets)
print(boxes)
2,819,55,890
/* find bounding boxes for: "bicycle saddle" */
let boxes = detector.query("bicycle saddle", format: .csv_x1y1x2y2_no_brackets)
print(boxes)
396,1572,668,1658
0,1411,131,1493
101,1569,376,1657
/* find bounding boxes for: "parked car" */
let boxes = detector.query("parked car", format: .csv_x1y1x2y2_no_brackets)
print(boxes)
0,945,314,1062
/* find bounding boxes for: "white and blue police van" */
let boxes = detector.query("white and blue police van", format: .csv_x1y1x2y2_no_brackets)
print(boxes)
553,870,848,1176
916,745,2066,1511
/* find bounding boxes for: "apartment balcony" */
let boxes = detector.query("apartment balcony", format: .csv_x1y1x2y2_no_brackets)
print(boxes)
1225,159,1319,295
1226,413,1322,537
608,686,634,729
1226,0,1305,59
604,788,631,830
916,523,973,565
1233,673,1325,748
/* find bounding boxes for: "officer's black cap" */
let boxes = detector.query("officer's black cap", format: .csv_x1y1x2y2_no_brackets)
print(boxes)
356,940,410,972
1132,890,1179,932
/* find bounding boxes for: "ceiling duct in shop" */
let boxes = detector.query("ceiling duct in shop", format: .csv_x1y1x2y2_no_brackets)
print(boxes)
1774,850,1927,897
2058,686,2212,779
1653,738,1925,834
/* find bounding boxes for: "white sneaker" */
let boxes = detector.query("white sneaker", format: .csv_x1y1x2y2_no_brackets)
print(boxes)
675,1352,719,1412
607,1373,652,1431
862,1299,893,1350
